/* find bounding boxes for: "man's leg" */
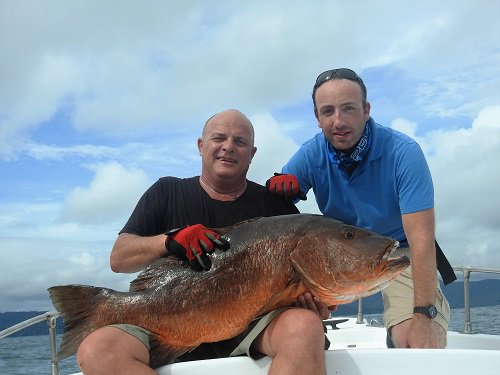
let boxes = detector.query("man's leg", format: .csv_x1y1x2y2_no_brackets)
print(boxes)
77,326,155,375
252,308,326,375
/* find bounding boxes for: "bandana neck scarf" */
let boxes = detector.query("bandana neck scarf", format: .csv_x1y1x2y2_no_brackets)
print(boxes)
327,121,371,172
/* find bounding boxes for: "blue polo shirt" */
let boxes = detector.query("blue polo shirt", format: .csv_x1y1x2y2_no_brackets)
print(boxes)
282,117,434,241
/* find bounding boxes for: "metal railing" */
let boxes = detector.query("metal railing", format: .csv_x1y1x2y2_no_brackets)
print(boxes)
0,310,61,375
1,266,499,374
356,266,500,333
452,266,500,333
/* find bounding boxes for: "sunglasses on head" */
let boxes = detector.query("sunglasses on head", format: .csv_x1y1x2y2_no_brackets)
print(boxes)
312,68,367,102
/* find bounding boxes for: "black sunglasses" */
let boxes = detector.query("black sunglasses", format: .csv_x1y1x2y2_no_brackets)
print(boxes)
312,68,367,103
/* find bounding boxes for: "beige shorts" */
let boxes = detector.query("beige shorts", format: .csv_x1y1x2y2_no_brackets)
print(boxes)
382,266,450,332
110,307,292,360
110,323,151,349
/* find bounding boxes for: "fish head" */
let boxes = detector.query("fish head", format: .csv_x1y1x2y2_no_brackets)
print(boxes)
290,216,410,305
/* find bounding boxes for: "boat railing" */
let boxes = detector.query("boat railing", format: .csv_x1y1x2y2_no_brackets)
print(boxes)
0,310,61,375
452,266,500,333
1,265,499,374
357,265,500,334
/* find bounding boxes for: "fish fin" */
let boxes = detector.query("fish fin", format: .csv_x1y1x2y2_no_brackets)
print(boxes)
149,335,196,369
209,217,263,234
48,285,104,360
130,257,188,291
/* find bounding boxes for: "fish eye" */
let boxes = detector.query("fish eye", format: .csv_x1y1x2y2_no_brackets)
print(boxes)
344,230,355,240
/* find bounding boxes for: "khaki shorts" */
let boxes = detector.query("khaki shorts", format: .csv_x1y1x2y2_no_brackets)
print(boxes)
382,266,450,332
110,308,292,362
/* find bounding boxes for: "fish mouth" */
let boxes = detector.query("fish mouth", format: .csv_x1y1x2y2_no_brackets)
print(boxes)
375,240,410,271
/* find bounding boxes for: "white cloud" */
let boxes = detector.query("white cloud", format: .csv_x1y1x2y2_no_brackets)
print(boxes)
426,105,500,267
3,1,499,158
0,237,134,312
247,112,300,182
58,161,149,225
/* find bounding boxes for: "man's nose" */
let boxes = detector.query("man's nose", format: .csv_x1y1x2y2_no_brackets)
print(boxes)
331,111,345,127
221,139,235,151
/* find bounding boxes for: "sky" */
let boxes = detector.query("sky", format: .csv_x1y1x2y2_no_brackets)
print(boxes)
1,0,499,312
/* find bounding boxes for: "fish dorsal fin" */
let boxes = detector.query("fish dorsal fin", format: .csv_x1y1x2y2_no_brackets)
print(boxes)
209,216,263,235
129,257,187,291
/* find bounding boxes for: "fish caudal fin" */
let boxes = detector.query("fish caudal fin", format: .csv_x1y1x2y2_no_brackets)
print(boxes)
48,285,103,360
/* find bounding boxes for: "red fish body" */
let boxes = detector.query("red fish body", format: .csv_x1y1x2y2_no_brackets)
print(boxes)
48,214,409,366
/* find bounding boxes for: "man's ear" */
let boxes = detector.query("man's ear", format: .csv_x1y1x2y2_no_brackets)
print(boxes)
314,108,321,128
197,138,203,155
250,146,257,161
363,101,371,120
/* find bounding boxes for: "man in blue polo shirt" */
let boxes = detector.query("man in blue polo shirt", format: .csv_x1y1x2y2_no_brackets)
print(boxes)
268,68,454,348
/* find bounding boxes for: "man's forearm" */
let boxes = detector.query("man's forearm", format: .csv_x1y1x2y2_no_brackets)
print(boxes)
110,233,166,273
402,208,438,307
410,240,437,306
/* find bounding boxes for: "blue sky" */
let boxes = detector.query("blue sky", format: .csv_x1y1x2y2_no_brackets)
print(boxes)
1,0,499,312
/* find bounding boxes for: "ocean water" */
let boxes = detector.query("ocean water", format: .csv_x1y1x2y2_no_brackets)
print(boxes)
1,305,499,375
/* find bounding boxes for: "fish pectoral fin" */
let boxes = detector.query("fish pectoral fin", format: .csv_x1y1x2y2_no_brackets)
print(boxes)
149,335,196,369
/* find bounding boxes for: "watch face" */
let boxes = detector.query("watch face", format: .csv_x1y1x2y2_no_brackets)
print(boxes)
414,305,438,319
428,305,438,319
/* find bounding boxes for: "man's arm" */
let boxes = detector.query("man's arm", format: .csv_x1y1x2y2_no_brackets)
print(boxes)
402,207,441,348
403,208,437,306
110,233,166,273
110,226,230,273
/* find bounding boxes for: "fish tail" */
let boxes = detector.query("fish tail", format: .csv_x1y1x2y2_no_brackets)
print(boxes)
48,285,104,360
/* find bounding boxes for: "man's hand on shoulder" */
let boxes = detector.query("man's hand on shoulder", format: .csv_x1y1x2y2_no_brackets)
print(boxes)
266,173,307,201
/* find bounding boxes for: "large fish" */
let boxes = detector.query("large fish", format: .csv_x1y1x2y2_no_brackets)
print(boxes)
48,214,409,367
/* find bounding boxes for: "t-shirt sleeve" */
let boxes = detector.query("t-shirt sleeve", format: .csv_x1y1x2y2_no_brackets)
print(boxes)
397,142,434,214
119,179,168,236
282,146,316,205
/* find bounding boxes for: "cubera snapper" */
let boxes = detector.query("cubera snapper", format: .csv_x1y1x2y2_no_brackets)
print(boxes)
48,213,409,367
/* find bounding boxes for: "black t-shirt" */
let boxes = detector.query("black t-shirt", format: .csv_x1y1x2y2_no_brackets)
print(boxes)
121,176,299,364
120,176,299,235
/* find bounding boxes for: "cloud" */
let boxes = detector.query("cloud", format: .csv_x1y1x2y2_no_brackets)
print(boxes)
426,106,500,267
383,107,500,269
247,112,300,181
0,236,134,312
3,1,499,159
58,161,149,225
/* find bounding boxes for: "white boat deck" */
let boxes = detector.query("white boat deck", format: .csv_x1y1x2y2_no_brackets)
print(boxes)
152,318,500,375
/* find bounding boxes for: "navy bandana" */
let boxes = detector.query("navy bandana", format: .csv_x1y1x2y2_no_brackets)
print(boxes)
327,121,371,172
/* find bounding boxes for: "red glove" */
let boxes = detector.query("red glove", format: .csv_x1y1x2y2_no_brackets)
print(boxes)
266,173,307,201
165,224,230,271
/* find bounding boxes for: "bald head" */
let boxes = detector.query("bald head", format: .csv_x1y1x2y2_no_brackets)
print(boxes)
202,109,255,144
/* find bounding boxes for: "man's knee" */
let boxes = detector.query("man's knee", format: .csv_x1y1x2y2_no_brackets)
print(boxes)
278,309,325,341
77,329,106,370
77,326,150,371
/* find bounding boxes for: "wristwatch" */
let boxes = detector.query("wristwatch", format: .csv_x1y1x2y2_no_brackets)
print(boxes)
413,304,438,319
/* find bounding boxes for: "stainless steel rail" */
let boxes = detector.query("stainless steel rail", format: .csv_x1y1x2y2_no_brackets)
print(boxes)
356,266,500,332
452,266,500,334
1,266,499,373
0,310,61,375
